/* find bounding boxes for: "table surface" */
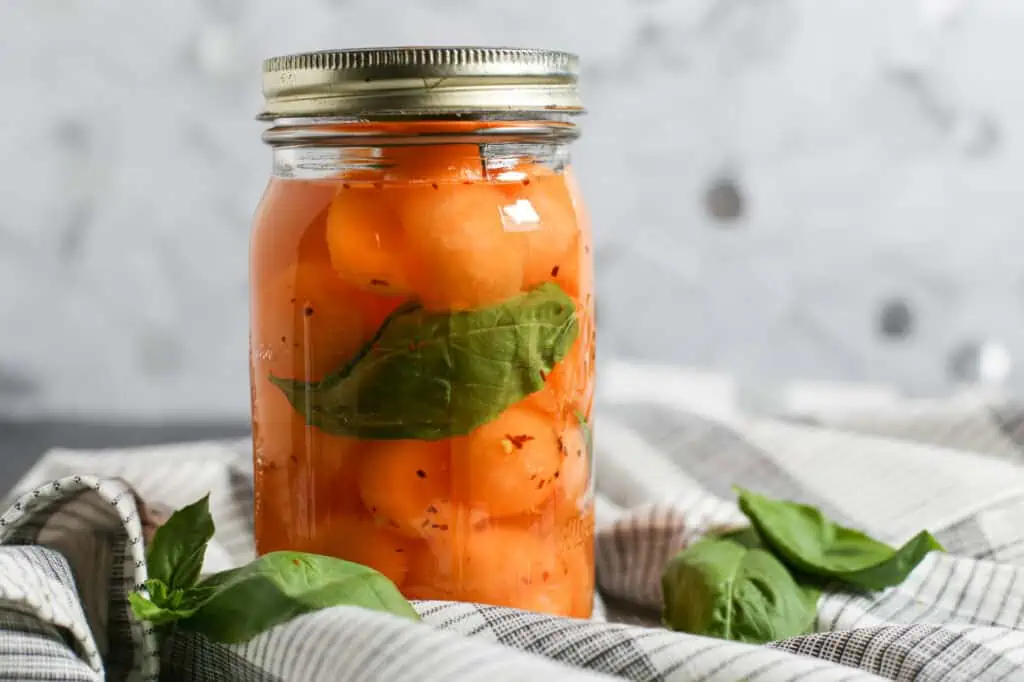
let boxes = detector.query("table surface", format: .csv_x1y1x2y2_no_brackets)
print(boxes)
0,420,250,495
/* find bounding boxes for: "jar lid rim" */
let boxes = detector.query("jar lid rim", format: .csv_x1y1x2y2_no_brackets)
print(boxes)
259,46,584,120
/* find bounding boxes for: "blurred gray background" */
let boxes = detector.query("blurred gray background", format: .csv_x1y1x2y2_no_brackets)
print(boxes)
0,0,1020,426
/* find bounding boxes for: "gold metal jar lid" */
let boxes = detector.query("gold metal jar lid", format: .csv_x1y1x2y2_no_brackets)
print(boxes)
259,46,583,120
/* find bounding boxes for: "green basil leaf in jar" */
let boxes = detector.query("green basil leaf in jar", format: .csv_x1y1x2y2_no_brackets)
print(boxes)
736,487,944,590
269,282,579,440
661,536,820,644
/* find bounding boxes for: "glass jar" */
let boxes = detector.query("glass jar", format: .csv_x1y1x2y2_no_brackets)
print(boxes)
249,47,595,617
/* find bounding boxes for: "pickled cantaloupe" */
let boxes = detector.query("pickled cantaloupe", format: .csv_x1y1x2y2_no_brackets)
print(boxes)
251,178,337,280
325,186,412,295
499,171,578,290
253,261,371,382
560,513,596,618
359,439,455,539
405,525,560,606
455,405,561,517
397,183,524,310
552,423,590,523
253,405,369,556
302,512,415,588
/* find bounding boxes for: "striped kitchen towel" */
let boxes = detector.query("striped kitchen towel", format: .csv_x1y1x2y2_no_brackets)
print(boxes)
4,393,1024,680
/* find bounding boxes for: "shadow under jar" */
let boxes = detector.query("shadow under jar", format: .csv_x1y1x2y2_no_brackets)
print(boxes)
250,47,596,617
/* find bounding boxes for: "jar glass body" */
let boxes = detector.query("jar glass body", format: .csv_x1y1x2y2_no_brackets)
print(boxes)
249,120,595,617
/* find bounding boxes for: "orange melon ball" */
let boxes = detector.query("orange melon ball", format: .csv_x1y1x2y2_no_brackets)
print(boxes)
552,423,590,523
459,526,563,607
550,227,593,302
523,383,562,419
252,178,338,280
404,542,458,601
560,526,595,619
454,406,561,517
304,512,415,587
546,321,595,422
252,261,372,382
325,186,412,295
251,431,365,552
500,172,578,290
397,183,524,310
407,525,560,607
359,440,455,539
545,342,580,406
253,394,366,512
308,436,368,516
382,144,484,183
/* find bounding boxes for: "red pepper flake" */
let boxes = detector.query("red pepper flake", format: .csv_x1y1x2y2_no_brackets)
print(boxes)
438,524,449,531
416,469,427,479
541,571,550,582
373,182,383,190
292,558,301,566
289,297,296,304
409,343,417,351
370,506,378,513
370,279,390,287
557,437,566,453
551,265,560,277
536,480,545,490
421,519,430,528
554,471,560,479
280,335,287,344
431,182,439,190
303,305,314,317
289,455,298,464
462,180,472,185
505,433,535,450
426,505,438,514
342,183,351,190
530,474,538,481
539,370,547,381
395,548,404,553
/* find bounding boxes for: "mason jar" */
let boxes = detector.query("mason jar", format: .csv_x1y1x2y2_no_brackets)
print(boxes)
250,47,595,617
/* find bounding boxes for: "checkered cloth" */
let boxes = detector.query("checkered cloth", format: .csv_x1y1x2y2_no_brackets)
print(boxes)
5,387,1024,681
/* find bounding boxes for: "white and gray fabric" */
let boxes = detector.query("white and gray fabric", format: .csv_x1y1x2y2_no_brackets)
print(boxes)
5,386,1024,680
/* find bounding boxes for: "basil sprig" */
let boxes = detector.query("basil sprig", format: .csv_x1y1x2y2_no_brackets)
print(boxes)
662,488,944,644
129,496,417,644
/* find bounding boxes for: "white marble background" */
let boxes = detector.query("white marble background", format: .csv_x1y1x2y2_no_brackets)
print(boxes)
0,0,1020,420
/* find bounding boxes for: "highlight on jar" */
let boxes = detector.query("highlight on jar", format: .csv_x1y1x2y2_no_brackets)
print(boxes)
249,48,595,619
